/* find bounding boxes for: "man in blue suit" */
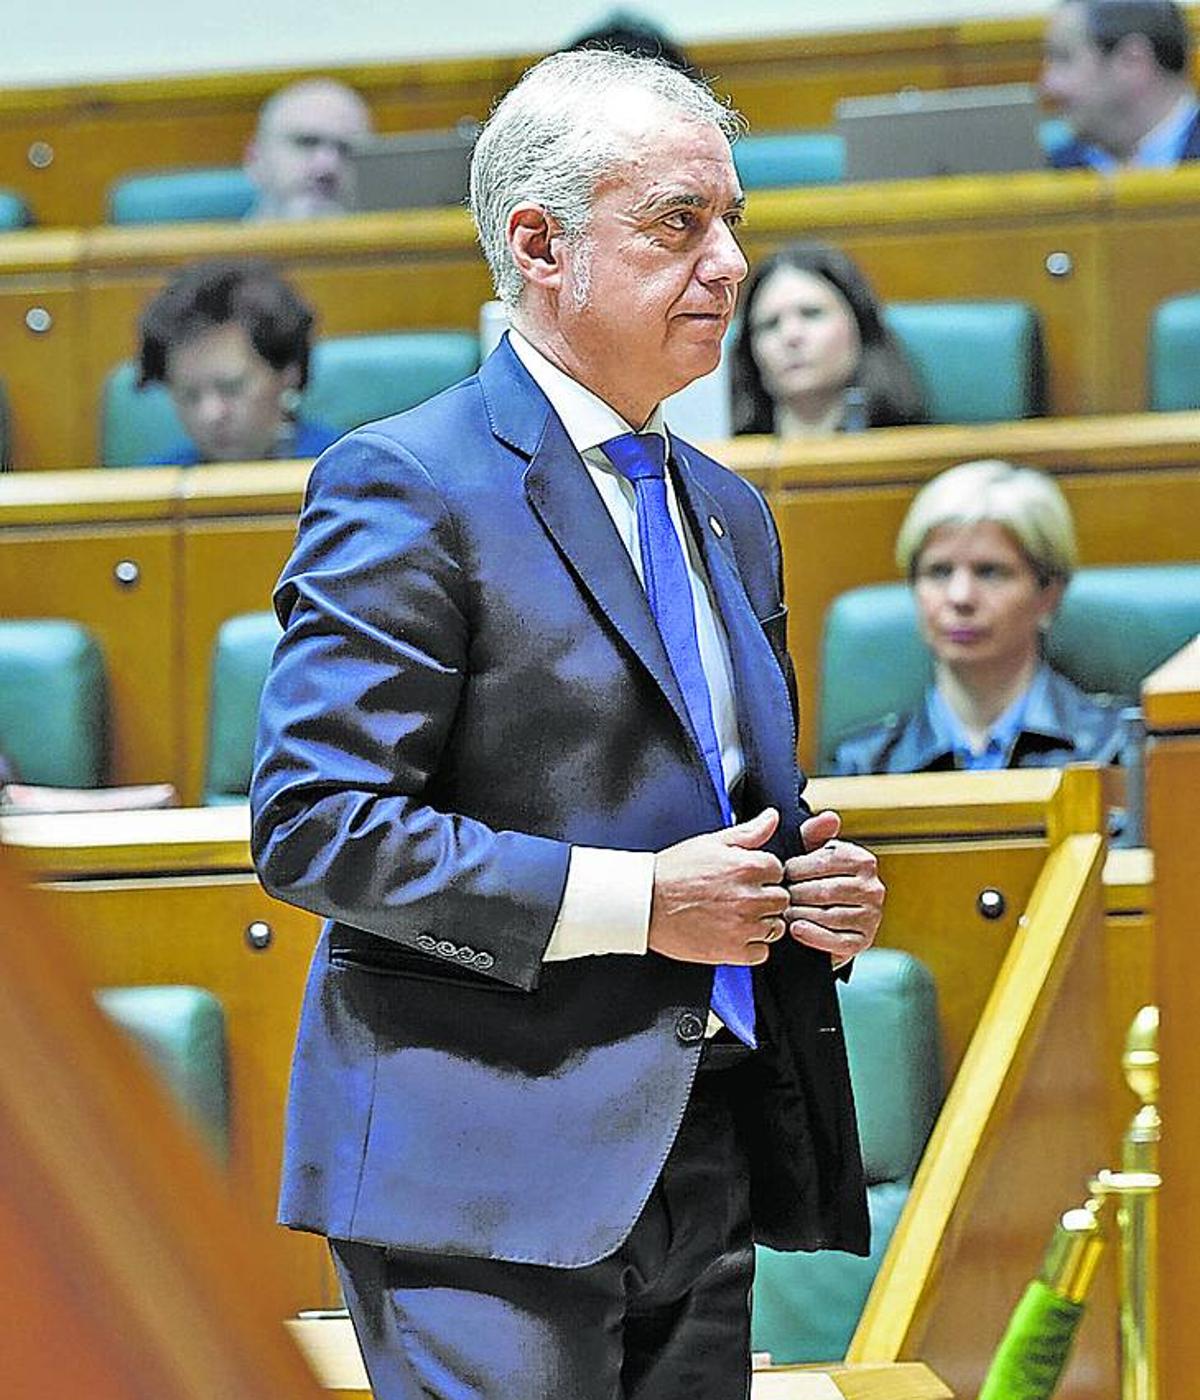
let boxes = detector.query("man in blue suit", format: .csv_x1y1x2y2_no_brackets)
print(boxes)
1042,0,1200,170
253,48,884,1400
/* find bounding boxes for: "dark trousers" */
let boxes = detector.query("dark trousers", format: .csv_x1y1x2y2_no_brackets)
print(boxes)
331,1056,755,1400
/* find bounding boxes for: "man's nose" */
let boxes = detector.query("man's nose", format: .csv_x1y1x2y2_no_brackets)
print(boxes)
703,218,749,287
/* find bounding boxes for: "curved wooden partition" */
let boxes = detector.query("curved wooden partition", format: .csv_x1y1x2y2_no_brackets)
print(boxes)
0,836,328,1397
1143,637,1200,1396
803,768,1116,1400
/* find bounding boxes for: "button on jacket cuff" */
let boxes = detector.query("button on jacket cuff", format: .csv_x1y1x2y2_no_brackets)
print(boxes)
543,847,655,960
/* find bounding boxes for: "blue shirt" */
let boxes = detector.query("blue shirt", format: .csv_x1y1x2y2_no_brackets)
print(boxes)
1079,96,1200,172
925,666,1050,771
145,417,341,467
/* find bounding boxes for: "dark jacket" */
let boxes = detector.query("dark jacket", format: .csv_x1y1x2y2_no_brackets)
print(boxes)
832,666,1125,775
1048,109,1200,169
253,336,868,1269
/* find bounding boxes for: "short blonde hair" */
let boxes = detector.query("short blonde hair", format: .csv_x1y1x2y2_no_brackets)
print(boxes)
895,459,1078,585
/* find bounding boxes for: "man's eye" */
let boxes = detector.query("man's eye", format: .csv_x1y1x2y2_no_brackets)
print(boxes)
920,563,952,581
662,211,696,231
724,209,745,230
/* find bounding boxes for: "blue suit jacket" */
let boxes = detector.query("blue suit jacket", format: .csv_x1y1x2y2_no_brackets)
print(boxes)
1048,109,1200,169
252,337,868,1268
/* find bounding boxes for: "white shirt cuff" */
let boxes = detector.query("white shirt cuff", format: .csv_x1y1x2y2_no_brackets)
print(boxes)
543,846,655,960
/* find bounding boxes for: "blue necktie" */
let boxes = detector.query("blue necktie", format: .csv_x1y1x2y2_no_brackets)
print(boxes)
604,432,756,1048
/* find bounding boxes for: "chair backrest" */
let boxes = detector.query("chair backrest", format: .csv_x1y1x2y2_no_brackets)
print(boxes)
101,330,481,466
204,610,281,804
752,948,942,1364
0,189,33,230
818,562,1200,766
106,167,257,225
95,985,230,1160
733,132,845,188
0,619,109,786
1148,291,1200,410
885,301,1045,424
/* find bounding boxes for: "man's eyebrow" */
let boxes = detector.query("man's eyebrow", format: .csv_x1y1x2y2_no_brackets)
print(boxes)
633,189,748,218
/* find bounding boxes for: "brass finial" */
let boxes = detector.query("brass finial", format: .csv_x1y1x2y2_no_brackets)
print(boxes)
1123,1005,1159,1110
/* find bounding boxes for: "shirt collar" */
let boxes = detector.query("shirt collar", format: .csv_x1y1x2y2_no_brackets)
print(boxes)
925,665,1050,769
1082,92,1199,171
507,328,667,458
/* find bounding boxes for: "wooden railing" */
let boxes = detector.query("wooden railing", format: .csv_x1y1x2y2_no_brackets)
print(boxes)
9,165,1200,466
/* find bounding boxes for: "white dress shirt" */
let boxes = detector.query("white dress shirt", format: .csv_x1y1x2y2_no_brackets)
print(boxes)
506,330,745,961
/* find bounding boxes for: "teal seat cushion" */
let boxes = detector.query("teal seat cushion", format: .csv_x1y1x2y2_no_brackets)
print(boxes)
751,949,942,1364
300,331,480,433
204,610,281,804
102,330,481,466
106,167,257,225
818,563,1200,766
0,189,33,230
1148,293,1200,410
885,301,1044,423
733,132,844,188
754,1179,910,1365
0,619,108,786
95,984,230,1160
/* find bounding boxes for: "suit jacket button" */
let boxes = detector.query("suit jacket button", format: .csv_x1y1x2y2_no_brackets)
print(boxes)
676,1012,705,1044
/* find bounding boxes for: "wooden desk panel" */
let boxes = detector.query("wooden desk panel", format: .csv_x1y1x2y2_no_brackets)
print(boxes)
36,866,336,1315
0,523,177,786
178,518,298,805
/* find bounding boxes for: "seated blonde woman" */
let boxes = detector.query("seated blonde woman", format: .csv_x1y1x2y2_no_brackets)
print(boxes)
833,459,1124,774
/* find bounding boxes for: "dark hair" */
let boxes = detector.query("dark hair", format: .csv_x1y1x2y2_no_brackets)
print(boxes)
563,10,691,73
729,241,928,435
137,259,316,390
1075,0,1190,74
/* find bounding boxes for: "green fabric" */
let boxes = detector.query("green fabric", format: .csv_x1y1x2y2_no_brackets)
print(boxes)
733,132,844,188
106,166,256,225
819,563,1200,766
885,301,1044,423
95,985,230,1161
203,610,280,803
1149,293,1200,410
0,190,32,230
978,1280,1086,1400
0,619,108,786
102,331,481,466
750,949,943,1364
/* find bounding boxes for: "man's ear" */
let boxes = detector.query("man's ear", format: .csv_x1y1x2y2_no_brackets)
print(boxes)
508,204,564,293
1111,31,1156,82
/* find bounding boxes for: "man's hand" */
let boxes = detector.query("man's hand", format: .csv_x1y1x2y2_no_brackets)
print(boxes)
784,810,885,964
648,808,789,966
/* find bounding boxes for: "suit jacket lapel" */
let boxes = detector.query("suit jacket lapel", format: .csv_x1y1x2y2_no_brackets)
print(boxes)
670,440,799,821
480,339,698,747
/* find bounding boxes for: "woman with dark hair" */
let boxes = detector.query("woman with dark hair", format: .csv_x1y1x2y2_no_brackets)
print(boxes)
730,241,927,436
136,258,339,465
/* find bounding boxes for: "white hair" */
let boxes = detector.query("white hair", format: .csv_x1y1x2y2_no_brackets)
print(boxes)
469,49,742,308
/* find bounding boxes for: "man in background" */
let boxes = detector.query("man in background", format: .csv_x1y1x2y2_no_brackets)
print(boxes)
244,78,373,219
1042,0,1199,169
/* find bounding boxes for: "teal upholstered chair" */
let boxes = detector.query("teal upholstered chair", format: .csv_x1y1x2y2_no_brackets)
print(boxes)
817,562,1200,769
733,132,845,189
885,301,1045,424
751,948,943,1364
101,330,481,466
0,619,108,786
203,610,280,804
106,167,257,224
0,189,33,229
1148,292,1200,410
95,985,230,1160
